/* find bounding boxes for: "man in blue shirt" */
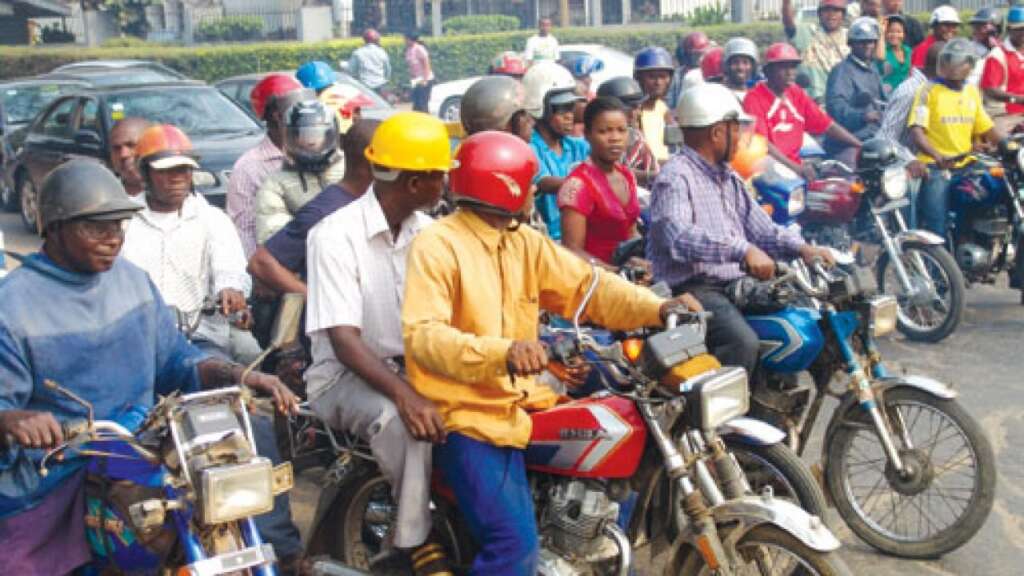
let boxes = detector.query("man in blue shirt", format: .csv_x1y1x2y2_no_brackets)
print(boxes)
0,161,298,575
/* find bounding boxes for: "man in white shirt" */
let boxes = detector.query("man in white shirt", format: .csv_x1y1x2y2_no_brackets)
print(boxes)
305,112,453,575
525,17,559,62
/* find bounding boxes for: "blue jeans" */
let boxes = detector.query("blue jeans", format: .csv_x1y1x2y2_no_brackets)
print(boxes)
919,166,959,237
434,433,539,576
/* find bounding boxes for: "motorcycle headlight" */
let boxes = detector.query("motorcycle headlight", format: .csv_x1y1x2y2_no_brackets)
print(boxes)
683,367,750,431
882,166,908,200
788,186,805,215
200,458,274,524
868,295,898,338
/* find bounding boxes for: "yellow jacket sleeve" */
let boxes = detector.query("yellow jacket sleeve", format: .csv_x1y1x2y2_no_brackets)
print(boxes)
403,232,513,384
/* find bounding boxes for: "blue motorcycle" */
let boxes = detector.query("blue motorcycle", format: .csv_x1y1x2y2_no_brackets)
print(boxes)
742,261,995,559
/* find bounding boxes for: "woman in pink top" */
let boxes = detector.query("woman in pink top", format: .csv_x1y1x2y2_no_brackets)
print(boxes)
404,31,434,112
558,97,645,271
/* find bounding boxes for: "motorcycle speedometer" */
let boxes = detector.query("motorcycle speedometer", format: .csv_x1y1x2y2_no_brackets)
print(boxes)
882,166,908,200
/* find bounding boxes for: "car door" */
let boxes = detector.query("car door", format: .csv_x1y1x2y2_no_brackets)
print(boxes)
67,97,106,163
22,96,78,187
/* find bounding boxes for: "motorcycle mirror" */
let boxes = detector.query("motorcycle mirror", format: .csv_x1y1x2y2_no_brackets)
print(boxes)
270,293,305,350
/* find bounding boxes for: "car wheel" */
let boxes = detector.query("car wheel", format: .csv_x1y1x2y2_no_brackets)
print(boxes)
439,96,462,123
18,175,39,234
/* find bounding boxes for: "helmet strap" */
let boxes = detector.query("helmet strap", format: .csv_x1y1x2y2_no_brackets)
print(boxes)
453,197,520,221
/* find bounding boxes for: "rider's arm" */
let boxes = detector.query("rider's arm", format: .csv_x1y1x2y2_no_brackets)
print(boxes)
782,0,798,38
647,176,751,265
537,176,565,195
737,181,805,259
824,66,863,134
255,176,291,245
204,206,251,299
560,209,615,270
979,54,1020,104
247,246,306,295
824,122,862,149
910,126,945,164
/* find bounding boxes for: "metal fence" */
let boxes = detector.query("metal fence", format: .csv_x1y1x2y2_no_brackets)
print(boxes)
190,7,298,42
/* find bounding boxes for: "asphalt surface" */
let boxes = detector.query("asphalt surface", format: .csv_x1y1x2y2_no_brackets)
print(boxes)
2,210,1022,574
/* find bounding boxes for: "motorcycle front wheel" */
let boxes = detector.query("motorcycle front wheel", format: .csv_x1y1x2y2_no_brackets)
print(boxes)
723,437,828,520
671,524,852,575
877,243,965,343
825,387,996,558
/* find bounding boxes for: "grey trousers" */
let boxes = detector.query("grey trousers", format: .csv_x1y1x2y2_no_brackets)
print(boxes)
310,371,432,548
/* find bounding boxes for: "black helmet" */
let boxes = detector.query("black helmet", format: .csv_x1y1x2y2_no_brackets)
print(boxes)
38,159,141,233
596,76,647,109
970,7,1003,28
284,99,339,172
461,76,527,135
859,138,899,170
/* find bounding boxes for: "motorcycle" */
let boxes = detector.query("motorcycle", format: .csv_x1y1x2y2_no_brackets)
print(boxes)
307,268,849,575
742,260,996,558
945,139,1024,304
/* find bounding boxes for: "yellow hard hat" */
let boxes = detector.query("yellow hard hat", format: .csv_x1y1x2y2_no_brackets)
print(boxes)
364,111,452,172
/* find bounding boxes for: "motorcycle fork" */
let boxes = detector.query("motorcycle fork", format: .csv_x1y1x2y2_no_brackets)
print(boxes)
876,211,933,296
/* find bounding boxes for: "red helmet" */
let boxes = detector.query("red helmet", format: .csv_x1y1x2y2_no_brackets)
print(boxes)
251,73,303,120
363,28,380,43
490,51,528,77
683,31,711,52
763,43,802,67
450,131,538,216
818,0,847,11
700,47,725,80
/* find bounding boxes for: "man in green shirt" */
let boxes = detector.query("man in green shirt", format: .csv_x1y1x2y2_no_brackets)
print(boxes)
783,0,849,103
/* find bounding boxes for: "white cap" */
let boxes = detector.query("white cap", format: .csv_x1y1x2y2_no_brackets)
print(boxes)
676,83,753,128
148,155,200,170
930,5,961,25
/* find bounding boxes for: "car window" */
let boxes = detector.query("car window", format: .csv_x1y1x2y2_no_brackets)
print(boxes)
236,81,257,115
2,83,81,126
78,98,100,134
104,87,260,136
39,97,78,138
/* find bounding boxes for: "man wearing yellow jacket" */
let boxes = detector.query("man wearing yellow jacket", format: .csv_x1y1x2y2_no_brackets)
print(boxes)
402,131,700,576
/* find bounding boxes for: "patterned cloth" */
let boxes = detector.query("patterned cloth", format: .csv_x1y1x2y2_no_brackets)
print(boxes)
878,67,927,151
646,146,804,288
227,136,284,258
790,22,849,102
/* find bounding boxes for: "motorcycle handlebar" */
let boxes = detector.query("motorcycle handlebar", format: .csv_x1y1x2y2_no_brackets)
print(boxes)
774,261,830,299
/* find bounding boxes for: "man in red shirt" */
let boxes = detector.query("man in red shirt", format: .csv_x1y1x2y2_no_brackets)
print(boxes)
743,42,860,180
912,6,961,69
981,6,1024,133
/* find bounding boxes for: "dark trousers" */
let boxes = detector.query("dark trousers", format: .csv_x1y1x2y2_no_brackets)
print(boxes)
411,81,433,113
674,280,760,376
250,414,303,559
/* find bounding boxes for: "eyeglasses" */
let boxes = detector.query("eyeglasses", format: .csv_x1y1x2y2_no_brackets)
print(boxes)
71,218,128,242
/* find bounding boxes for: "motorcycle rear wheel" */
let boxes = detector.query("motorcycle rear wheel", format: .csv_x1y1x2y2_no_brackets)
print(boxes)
825,387,996,558
672,524,852,576
877,243,965,343
723,437,828,520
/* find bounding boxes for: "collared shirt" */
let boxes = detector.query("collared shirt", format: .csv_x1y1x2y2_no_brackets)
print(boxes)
647,146,805,288
349,43,392,89
908,81,994,166
744,82,833,164
640,99,670,163
825,54,886,141
256,155,346,244
981,41,1024,115
878,67,927,150
122,194,251,322
530,129,590,241
790,22,849,101
402,209,665,448
405,42,434,82
524,34,560,62
304,189,432,400
228,136,284,258
264,183,356,275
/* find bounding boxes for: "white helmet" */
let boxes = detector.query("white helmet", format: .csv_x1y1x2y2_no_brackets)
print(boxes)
930,5,961,25
522,60,581,119
724,37,759,66
676,82,753,128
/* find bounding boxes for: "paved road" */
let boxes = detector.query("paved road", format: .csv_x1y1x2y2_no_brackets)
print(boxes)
3,210,1022,574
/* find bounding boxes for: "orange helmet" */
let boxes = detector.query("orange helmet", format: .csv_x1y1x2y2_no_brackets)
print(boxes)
731,132,768,180
136,124,198,172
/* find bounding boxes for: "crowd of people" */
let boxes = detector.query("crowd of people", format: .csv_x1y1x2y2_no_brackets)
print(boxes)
1,4,1021,575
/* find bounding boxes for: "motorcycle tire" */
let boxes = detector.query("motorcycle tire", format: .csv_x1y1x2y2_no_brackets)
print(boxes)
724,437,829,522
1015,236,1024,306
671,524,852,576
877,242,965,343
825,387,996,559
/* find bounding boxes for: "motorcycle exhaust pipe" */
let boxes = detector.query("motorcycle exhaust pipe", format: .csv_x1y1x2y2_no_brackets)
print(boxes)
311,559,373,576
603,523,633,576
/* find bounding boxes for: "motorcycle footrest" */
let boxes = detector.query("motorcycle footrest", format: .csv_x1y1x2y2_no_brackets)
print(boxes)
184,543,276,575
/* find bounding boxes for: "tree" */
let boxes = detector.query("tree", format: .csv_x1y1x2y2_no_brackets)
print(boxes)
80,0,155,38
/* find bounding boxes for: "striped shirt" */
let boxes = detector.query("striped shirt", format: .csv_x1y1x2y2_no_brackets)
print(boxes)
646,146,804,287
878,67,927,152
227,136,284,258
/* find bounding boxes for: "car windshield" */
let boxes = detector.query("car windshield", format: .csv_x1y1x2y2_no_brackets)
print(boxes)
2,83,81,125
79,69,184,87
105,87,261,137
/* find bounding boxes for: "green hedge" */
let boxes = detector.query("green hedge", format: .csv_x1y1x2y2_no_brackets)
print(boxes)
443,14,520,36
0,21,787,86
195,16,264,43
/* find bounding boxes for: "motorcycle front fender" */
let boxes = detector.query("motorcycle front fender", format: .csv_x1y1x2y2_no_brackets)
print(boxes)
718,417,786,446
678,495,840,552
895,229,945,248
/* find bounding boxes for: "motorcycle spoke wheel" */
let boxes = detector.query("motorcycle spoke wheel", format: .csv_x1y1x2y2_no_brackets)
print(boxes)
724,438,828,519
673,525,851,576
826,388,996,558
878,244,964,343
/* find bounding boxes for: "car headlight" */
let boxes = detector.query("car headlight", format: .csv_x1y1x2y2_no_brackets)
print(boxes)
200,457,274,524
192,170,217,188
882,166,908,200
683,367,750,431
868,295,898,338
788,186,805,215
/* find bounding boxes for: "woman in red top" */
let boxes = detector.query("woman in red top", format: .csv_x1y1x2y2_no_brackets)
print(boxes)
559,97,644,270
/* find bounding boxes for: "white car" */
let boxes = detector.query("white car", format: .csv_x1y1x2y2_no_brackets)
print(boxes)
428,44,635,122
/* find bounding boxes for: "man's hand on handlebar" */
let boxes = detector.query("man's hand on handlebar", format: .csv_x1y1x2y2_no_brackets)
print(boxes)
247,373,300,416
660,293,703,323
507,341,549,377
0,410,63,449
744,245,776,281
799,244,836,268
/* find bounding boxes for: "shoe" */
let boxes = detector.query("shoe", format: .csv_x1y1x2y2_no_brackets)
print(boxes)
409,541,454,576
278,554,314,576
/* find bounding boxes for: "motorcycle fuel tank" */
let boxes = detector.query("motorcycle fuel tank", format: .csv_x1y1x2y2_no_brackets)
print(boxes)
799,178,862,225
747,307,825,374
525,395,647,478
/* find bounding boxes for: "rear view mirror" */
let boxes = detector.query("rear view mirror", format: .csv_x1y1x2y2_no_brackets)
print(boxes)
270,293,304,350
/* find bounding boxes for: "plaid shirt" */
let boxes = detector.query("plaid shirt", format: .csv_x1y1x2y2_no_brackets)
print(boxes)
647,146,804,287
227,136,284,258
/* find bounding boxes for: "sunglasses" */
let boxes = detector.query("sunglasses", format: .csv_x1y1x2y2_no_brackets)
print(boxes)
72,218,128,242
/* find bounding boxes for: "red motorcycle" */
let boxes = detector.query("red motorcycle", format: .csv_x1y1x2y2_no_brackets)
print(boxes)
305,271,849,575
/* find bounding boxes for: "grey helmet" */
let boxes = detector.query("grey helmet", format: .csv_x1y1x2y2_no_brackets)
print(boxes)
723,37,759,66
938,38,980,81
596,76,647,108
970,7,1003,28
460,76,527,135
848,17,881,43
38,159,141,233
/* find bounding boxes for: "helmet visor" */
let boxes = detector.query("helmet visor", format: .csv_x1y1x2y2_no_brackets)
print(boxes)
287,124,336,155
